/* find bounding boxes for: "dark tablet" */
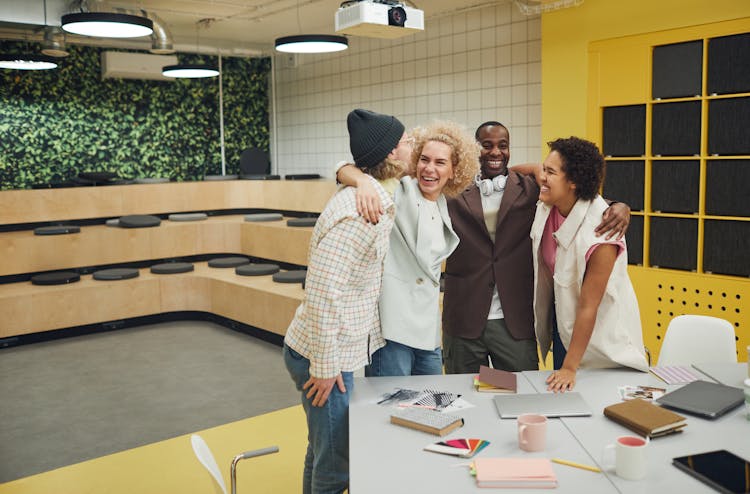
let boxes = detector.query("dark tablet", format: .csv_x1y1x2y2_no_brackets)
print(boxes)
673,450,750,494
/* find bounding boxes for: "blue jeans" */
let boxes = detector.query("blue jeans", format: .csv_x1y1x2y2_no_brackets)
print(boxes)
365,339,443,376
283,344,353,494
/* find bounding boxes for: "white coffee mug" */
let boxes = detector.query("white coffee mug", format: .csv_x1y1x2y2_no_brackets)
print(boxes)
602,435,649,480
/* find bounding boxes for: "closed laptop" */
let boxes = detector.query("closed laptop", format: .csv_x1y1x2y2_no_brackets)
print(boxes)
655,380,744,419
493,392,592,419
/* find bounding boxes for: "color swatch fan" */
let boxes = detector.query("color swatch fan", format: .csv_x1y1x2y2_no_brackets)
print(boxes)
424,438,490,458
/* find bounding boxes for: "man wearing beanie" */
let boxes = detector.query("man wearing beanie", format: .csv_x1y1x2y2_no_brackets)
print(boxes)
283,109,411,494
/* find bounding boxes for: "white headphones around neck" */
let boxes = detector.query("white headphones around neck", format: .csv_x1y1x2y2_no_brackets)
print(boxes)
475,174,507,196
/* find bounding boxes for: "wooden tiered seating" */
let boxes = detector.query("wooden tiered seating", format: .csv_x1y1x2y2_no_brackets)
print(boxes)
0,181,335,341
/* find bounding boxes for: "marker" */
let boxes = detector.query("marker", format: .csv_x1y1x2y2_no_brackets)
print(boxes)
551,458,602,473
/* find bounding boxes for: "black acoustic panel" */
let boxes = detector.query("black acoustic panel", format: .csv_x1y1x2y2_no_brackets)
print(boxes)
625,215,643,265
651,160,699,214
704,220,750,277
602,160,644,211
708,98,750,156
652,101,701,156
602,105,646,157
706,160,750,217
649,217,697,271
652,40,703,99
708,33,750,95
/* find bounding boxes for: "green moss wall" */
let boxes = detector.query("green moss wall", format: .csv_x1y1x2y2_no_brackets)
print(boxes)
0,42,270,189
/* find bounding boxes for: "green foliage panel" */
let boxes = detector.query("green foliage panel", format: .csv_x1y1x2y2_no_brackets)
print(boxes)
0,42,270,189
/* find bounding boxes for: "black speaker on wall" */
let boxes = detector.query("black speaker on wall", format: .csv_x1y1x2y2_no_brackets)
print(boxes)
706,159,750,217
651,160,699,214
602,160,644,211
602,105,646,157
704,220,750,277
625,215,644,266
649,217,697,271
652,40,703,99
708,97,750,156
652,101,701,156
708,32,750,95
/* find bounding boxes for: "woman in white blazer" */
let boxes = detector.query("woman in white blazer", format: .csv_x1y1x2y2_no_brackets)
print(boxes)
531,137,648,393
338,121,479,375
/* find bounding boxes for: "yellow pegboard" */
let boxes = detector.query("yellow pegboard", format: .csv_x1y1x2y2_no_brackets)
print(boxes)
629,266,749,364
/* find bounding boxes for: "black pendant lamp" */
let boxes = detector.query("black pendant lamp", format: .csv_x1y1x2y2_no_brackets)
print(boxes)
162,19,218,79
0,54,58,70
275,34,348,54
162,64,219,79
61,12,153,38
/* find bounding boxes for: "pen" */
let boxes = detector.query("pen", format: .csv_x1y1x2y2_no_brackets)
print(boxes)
551,458,602,473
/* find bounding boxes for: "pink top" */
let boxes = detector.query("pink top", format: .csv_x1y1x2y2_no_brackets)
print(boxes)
541,206,624,274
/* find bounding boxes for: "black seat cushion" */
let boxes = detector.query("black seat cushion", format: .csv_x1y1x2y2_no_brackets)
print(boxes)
272,270,307,284
284,174,322,180
118,215,161,228
204,174,238,181
168,213,207,222
239,174,281,180
31,271,81,286
34,225,81,235
134,177,170,184
92,268,140,281
150,262,195,274
244,213,283,222
208,256,250,268
287,217,318,227
78,171,118,183
105,219,120,227
235,263,281,276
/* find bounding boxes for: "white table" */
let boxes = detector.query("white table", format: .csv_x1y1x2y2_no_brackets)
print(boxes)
522,366,750,493
349,374,617,493
349,367,750,493
692,362,749,388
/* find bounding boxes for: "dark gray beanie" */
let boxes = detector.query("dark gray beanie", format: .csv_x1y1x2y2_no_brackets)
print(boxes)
347,109,405,170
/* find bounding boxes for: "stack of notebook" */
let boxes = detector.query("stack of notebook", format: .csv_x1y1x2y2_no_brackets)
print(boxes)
472,458,558,488
473,365,517,393
603,398,687,438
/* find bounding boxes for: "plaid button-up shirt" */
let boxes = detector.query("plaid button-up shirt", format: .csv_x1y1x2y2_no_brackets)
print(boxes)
284,175,395,378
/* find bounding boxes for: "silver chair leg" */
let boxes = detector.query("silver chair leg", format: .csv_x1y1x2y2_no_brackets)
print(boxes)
230,446,280,494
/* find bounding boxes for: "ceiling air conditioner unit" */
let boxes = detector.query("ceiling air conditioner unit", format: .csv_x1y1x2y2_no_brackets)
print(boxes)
101,51,178,81
335,1,424,39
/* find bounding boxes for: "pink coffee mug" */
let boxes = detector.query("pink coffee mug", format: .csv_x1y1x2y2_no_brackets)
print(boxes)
517,413,547,452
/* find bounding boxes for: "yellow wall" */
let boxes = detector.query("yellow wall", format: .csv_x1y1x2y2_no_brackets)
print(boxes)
541,0,750,362
541,0,750,152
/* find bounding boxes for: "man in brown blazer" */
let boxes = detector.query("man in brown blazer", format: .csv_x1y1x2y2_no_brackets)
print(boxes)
442,122,630,373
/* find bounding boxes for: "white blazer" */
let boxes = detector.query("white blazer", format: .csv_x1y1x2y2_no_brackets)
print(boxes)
379,177,459,350
531,196,648,372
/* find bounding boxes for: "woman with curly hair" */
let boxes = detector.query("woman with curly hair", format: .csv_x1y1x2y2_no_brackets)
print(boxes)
337,120,479,375
531,137,648,393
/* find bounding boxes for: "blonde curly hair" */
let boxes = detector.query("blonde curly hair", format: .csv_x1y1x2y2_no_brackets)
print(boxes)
407,121,480,198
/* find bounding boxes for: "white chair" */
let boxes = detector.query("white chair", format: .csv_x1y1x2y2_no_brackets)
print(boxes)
657,315,737,366
191,434,279,494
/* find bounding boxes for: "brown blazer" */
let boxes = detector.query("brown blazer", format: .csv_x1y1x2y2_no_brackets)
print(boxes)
443,170,539,340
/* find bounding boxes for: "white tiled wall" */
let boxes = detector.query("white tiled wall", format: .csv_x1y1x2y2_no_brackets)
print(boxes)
271,3,541,177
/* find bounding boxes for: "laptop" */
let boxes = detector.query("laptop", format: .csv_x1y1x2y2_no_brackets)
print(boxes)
493,392,593,419
655,380,744,419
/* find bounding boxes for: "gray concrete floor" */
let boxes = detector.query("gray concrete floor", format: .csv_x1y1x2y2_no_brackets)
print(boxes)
0,321,299,483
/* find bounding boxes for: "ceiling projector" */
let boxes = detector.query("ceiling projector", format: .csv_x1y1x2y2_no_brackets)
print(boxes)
335,0,424,39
